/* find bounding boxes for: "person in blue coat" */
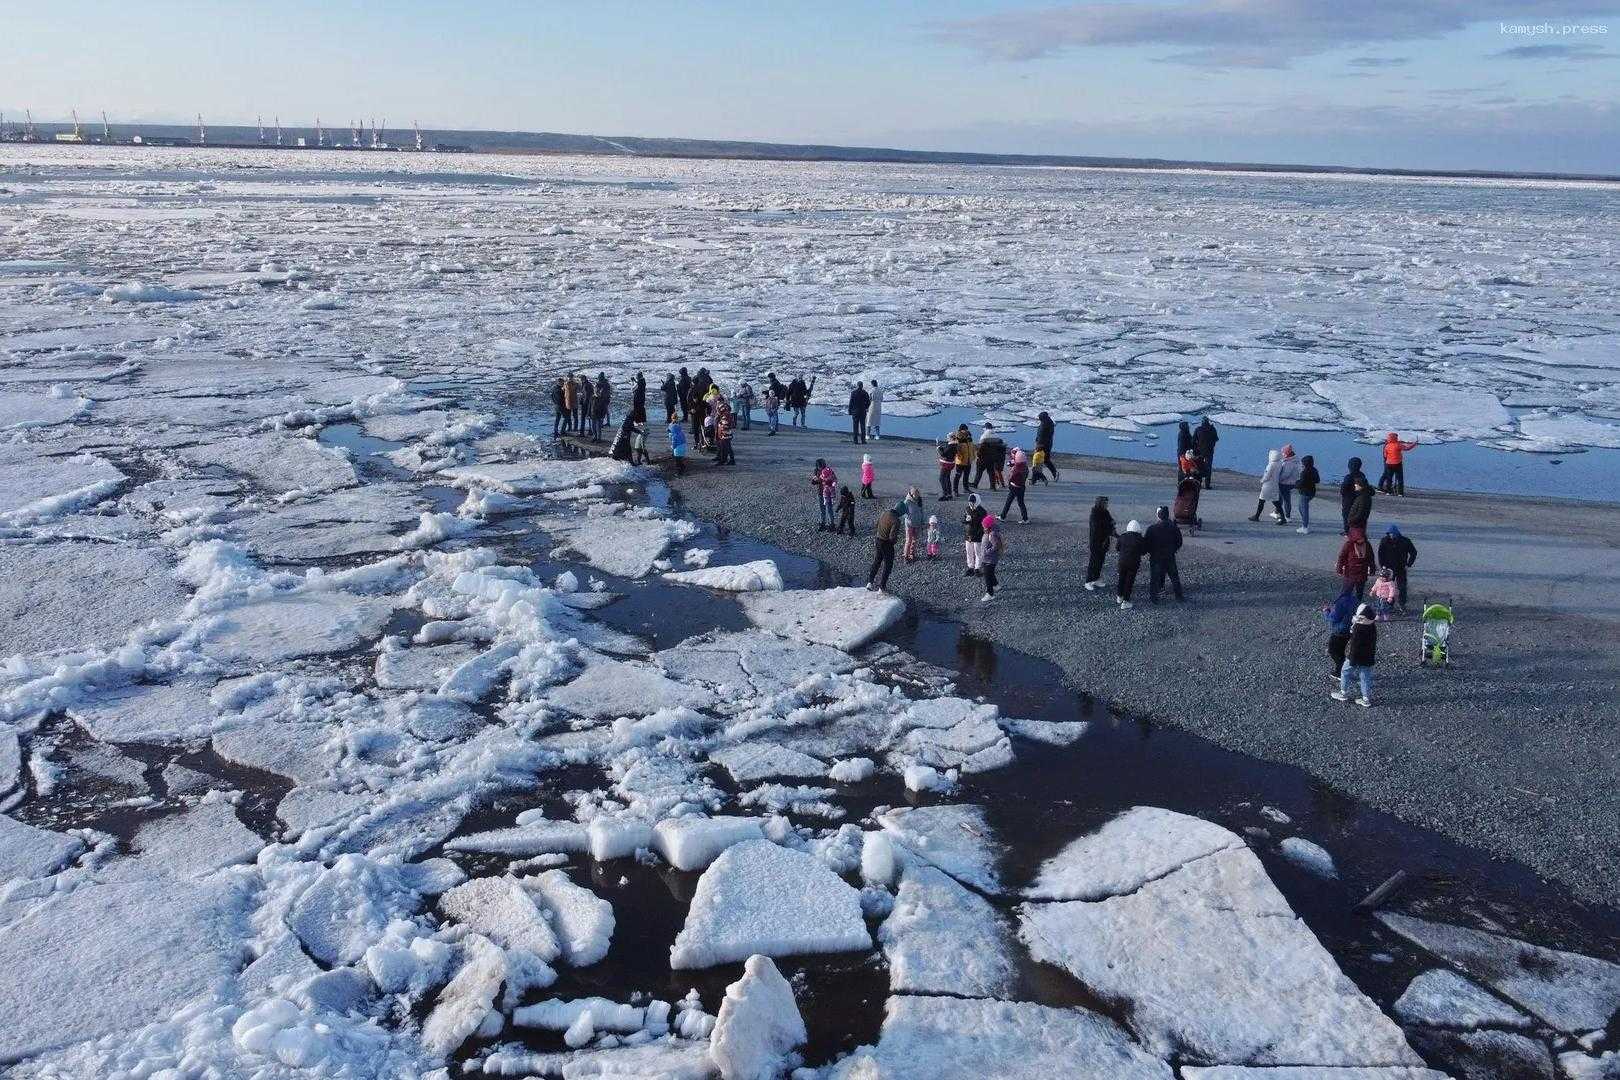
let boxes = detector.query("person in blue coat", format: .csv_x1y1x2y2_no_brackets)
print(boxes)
1323,586,1357,679
667,413,687,476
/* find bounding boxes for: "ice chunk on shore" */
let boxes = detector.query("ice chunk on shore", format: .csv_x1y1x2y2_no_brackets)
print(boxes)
670,839,870,969
1278,836,1339,879
739,587,904,652
1020,839,1420,1067
1377,912,1620,1034
879,861,1016,997
1024,805,1240,901
829,996,1173,1080
0,879,247,1061
439,876,562,962
665,559,785,592
656,628,855,697
711,955,806,1080
523,870,615,967
0,812,85,880
440,456,635,495
1182,1069,1449,1079
877,804,1002,894
653,814,766,872
1393,968,1533,1031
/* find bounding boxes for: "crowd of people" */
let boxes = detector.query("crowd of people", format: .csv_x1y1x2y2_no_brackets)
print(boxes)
552,373,1433,706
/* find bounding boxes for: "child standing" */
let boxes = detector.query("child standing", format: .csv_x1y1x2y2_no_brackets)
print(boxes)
667,414,686,476
925,515,941,559
860,454,875,498
1370,568,1398,621
631,421,649,465
1030,448,1048,485
764,387,780,435
979,513,1003,602
836,486,856,536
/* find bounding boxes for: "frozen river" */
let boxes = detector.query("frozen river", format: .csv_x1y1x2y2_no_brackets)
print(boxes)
3,147,1619,1078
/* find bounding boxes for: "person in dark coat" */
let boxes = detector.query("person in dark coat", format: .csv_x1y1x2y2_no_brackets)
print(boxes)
1176,420,1194,460
593,372,611,439
1377,525,1418,609
677,368,694,420
631,373,647,423
1323,586,1357,678
1340,456,1368,534
936,435,957,501
848,383,870,443
1115,520,1147,609
1332,603,1378,706
1000,450,1030,522
1295,454,1320,534
1345,476,1374,535
1034,411,1059,481
972,427,1006,490
608,414,634,461
867,502,902,591
662,374,679,422
1084,496,1116,591
550,378,567,437
1145,506,1185,602
1192,417,1219,489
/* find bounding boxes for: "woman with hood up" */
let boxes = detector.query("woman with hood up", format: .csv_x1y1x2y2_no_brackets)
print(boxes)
1331,603,1378,707
1249,449,1287,524
1115,519,1147,609
1322,586,1357,679
1084,496,1116,592
1176,420,1193,461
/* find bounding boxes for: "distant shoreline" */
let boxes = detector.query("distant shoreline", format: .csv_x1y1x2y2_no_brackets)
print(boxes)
6,123,1619,185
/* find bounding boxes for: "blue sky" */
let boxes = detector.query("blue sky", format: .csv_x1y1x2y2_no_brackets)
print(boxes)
4,1,1618,172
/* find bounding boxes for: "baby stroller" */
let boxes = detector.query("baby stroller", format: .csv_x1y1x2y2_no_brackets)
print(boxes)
1420,602,1454,667
1173,476,1204,533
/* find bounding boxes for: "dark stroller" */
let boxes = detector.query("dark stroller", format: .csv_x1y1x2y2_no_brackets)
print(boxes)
1173,477,1204,533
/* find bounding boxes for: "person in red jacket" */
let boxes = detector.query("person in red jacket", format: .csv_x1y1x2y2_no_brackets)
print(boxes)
1335,528,1377,600
1378,432,1418,496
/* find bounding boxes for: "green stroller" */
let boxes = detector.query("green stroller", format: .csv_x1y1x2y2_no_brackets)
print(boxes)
1420,602,1454,667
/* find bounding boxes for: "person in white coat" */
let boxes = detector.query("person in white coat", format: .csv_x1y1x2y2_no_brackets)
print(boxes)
866,379,884,441
1248,449,1287,524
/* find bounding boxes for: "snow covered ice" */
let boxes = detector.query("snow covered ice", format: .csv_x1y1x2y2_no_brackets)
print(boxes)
3,143,1618,1077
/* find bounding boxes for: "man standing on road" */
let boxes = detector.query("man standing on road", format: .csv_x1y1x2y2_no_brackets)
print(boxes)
676,368,692,421
662,373,679,423
1193,417,1219,489
1345,475,1375,536
1340,456,1368,534
1377,524,1418,611
1034,411,1060,482
848,382,870,444
867,500,903,592
1146,506,1185,603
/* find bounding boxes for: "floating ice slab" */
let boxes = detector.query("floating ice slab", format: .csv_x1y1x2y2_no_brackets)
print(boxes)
0,812,84,881
710,743,827,783
1393,968,1533,1031
879,861,1016,998
1312,379,1511,440
829,995,1173,1080
711,955,807,1080
877,804,1002,894
0,542,184,659
447,820,590,857
656,629,854,697
1024,805,1241,901
1278,836,1339,879
653,815,766,872
546,656,717,720
1378,912,1620,1034
440,456,636,495
0,879,247,1061
1021,841,1420,1067
664,559,785,592
545,513,701,579
738,587,904,652
67,679,219,744
670,839,870,969
439,876,561,962
375,643,482,690
100,799,263,881
1181,1069,1449,1079
178,434,359,495
421,933,507,1059
523,869,615,967
0,446,125,524
200,591,397,666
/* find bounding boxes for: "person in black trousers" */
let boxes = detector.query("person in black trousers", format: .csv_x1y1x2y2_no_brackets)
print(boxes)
936,436,956,501
1084,496,1115,591
550,378,567,437
1340,456,1368,534
1115,520,1146,609
867,503,901,590
1377,525,1418,610
1145,506,1185,602
676,368,692,421
1035,411,1060,481
848,383,870,444
1192,417,1219,489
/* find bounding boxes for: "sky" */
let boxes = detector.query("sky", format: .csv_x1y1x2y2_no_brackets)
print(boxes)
3,0,1619,173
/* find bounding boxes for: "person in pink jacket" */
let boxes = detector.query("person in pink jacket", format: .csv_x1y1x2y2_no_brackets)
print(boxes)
859,454,876,499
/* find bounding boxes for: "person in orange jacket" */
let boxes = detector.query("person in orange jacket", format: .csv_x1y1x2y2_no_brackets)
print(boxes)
1378,432,1418,496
